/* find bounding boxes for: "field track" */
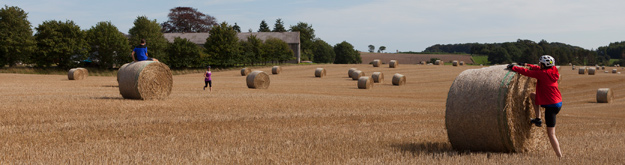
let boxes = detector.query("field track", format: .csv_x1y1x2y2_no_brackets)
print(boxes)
1,64,624,164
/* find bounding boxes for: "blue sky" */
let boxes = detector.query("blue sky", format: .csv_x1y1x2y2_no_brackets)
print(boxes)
5,0,625,52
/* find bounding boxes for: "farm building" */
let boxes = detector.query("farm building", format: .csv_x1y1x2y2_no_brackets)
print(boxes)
164,32,301,63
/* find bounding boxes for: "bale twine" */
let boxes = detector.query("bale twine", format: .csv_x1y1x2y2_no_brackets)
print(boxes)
272,66,281,74
372,59,381,67
460,61,465,66
348,68,357,78
241,68,251,76
588,67,596,75
68,68,88,80
315,68,326,77
596,88,613,103
351,70,365,80
246,71,270,89
578,67,586,74
357,76,373,89
372,72,384,83
613,69,617,73
117,61,173,100
446,65,542,152
392,73,406,86
389,60,398,68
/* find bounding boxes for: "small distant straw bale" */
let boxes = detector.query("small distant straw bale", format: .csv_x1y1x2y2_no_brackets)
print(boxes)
389,60,398,68
315,68,326,77
392,73,406,86
372,72,384,83
613,69,617,73
460,61,465,66
241,68,251,76
358,76,373,89
588,67,596,75
272,66,281,74
246,71,270,89
348,68,357,78
435,60,443,65
68,68,88,80
578,67,586,74
351,70,364,80
372,59,381,67
452,60,459,66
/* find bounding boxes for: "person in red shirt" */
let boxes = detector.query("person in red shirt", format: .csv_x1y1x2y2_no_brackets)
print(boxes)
507,55,563,158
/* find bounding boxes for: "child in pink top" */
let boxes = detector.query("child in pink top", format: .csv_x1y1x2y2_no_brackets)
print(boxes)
204,66,212,92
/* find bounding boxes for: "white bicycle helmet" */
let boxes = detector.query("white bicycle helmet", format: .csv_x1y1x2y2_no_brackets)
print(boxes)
539,55,555,67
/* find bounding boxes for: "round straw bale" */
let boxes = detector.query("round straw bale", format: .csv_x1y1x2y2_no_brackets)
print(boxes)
118,61,173,100
578,67,586,74
315,68,326,77
372,59,381,67
460,61,465,66
358,76,373,89
241,68,252,76
392,73,406,86
452,60,459,66
446,65,542,152
596,88,613,103
601,66,605,70
587,67,596,75
389,60,398,68
604,71,609,73
421,61,427,65
572,65,575,70
77,67,88,77
348,68,357,78
272,66,281,74
435,60,443,65
613,69,617,73
371,72,384,83
246,71,270,89
351,70,365,80
68,68,88,80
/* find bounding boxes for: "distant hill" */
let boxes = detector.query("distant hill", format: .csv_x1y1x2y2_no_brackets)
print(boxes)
360,52,474,64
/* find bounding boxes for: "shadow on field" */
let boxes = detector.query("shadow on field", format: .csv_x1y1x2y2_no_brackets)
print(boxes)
101,85,119,88
391,142,455,155
92,96,124,100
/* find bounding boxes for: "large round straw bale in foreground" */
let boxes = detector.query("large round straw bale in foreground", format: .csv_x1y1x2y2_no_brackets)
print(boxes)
392,73,406,86
446,65,542,152
241,68,252,76
351,70,365,80
357,76,373,89
578,67,586,74
315,68,326,77
272,66,281,74
588,67,596,75
389,60,398,68
68,68,88,80
371,72,384,83
372,59,381,67
452,60,459,66
118,61,173,100
596,88,613,103
246,71,270,89
348,68,357,78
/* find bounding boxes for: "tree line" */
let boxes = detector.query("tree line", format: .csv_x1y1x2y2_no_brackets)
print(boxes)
423,39,625,66
0,6,361,69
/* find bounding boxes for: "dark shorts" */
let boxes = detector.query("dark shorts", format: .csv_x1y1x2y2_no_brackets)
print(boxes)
543,106,561,127
204,81,212,87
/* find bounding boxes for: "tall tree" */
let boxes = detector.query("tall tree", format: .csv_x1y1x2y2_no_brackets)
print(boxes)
240,35,263,65
334,41,361,64
233,23,241,33
312,39,335,63
258,20,270,32
34,20,89,68
0,5,36,67
263,38,293,63
378,46,386,53
204,22,241,67
86,21,130,68
272,18,287,32
129,16,169,64
289,22,315,61
368,45,375,53
161,7,218,33
167,37,201,68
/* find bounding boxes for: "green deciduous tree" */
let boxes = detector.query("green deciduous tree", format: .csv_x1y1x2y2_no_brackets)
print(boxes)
272,18,287,32
233,23,241,33
240,35,263,65
129,16,169,64
263,38,293,63
0,5,36,67
86,21,130,68
378,46,386,53
205,22,241,67
289,22,315,61
161,7,218,33
34,20,89,68
333,41,361,64
368,45,375,53
312,39,335,63
258,20,270,32
167,37,201,68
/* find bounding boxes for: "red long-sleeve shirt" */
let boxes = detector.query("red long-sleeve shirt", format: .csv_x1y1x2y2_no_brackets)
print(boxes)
511,64,562,105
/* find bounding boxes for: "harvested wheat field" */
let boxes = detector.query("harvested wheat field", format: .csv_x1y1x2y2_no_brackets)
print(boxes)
1,64,624,164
